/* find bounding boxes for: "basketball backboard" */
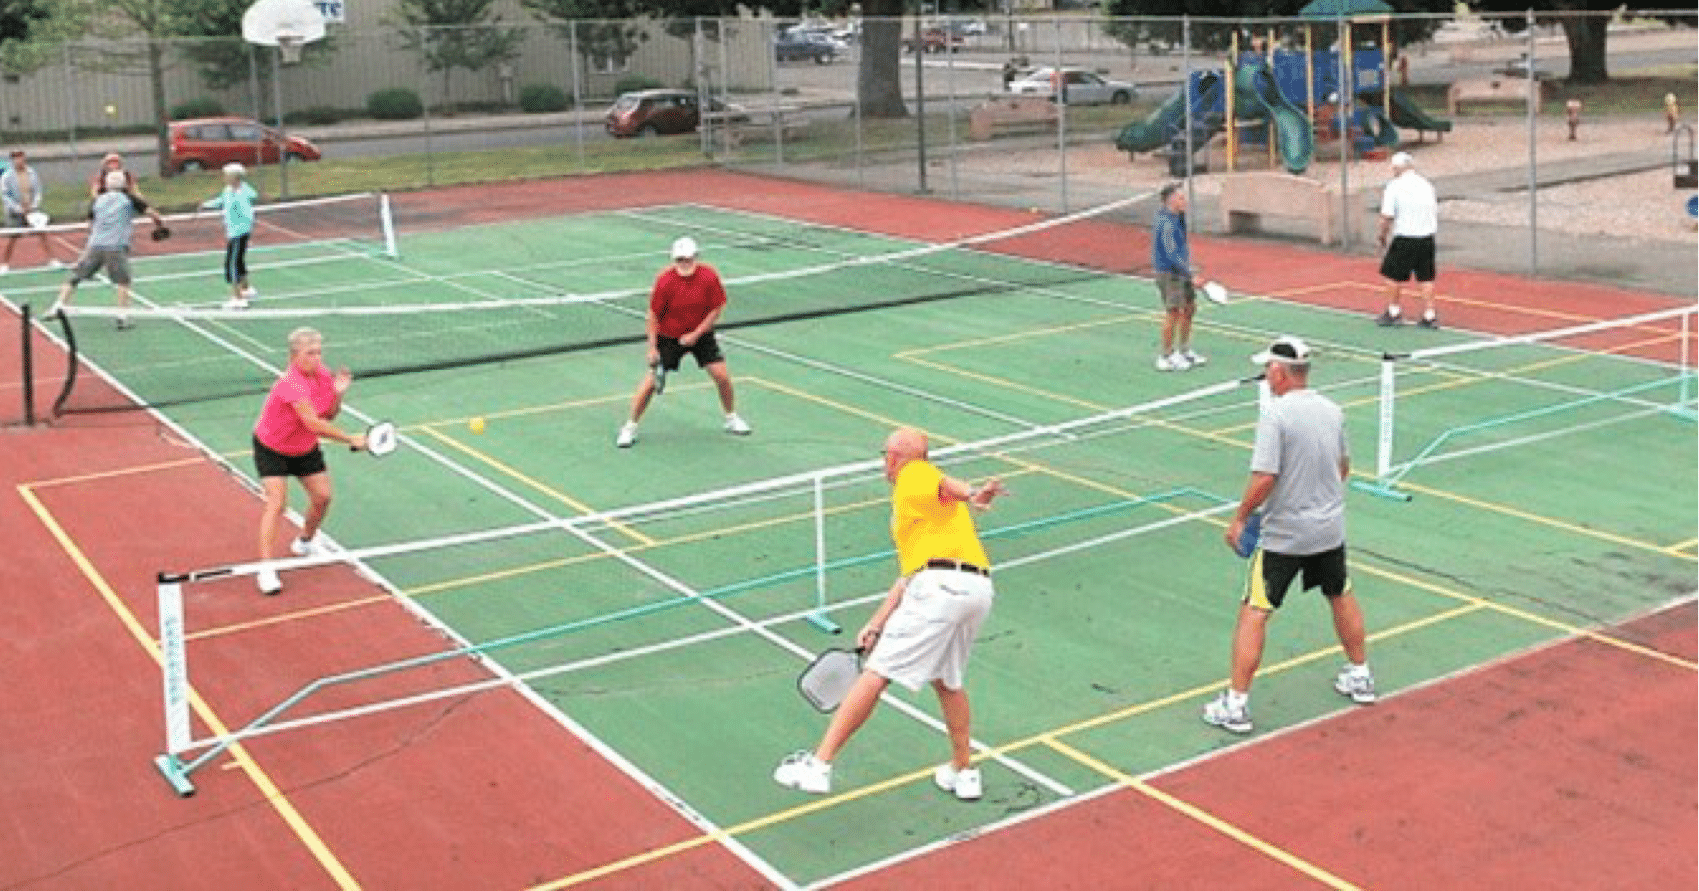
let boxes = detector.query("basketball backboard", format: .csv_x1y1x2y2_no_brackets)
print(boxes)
242,0,327,47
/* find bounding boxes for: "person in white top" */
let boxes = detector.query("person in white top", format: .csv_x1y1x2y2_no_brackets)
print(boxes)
1,149,64,274
1375,152,1440,329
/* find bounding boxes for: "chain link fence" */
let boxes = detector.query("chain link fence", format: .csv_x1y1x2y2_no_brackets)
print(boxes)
2,10,1693,289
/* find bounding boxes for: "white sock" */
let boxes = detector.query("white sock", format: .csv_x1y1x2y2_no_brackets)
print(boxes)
1386,305,1402,318
1421,309,1436,320
1225,689,1249,708
1347,662,1371,678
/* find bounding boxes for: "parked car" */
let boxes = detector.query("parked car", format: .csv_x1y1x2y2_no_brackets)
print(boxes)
168,117,321,173
604,89,747,138
1007,67,1136,105
774,31,840,64
902,27,964,54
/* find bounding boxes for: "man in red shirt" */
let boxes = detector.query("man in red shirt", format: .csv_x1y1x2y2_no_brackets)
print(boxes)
616,236,751,448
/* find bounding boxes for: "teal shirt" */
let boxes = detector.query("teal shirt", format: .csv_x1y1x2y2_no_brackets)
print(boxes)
202,182,257,238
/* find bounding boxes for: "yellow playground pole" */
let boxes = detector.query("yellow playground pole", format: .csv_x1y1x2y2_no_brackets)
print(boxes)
1268,26,1277,168
1226,31,1237,172
1382,18,1391,116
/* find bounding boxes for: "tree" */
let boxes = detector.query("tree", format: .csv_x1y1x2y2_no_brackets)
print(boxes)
389,0,526,109
0,0,91,77
77,0,191,177
1468,0,1691,84
1102,0,1450,58
858,0,905,118
519,0,648,88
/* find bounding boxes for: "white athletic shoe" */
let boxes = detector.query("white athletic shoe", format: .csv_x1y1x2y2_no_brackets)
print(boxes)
615,421,638,448
1155,352,1191,372
1202,692,1252,734
773,751,832,794
1333,666,1377,704
290,534,328,558
933,763,983,801
1181,350,1207,367
240,286,259,299
0,264,9,274
47,259,64,270
256,566,283,596
724,413,752,436
223,296,250,310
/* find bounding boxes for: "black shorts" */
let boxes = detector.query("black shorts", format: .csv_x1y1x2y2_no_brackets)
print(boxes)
1245,544,1351,611
656,331,725,371
223,234,250,284
253,435,327,478
1379,235,1436,283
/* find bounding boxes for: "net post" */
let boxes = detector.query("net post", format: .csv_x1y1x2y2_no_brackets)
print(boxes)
1673,309,1696,422
20,303,34,426
155,575,197,797
1350,352,1413,501
805,473,841,635
379,192,398,258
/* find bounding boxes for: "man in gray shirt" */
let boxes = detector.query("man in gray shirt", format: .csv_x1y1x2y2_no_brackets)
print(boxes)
47,169,165,329
1203,335,1375,734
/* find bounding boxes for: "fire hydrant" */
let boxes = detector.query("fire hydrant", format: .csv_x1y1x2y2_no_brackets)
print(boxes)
1566,99,1581,141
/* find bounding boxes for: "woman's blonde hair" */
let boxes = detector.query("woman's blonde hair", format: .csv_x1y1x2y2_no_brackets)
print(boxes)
287,327,323,354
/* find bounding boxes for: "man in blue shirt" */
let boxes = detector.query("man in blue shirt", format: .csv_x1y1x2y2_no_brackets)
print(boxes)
1150,183,1205,371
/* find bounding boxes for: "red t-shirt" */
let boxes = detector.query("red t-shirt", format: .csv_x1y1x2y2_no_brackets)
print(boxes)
254,363,339,456
650,264,726,339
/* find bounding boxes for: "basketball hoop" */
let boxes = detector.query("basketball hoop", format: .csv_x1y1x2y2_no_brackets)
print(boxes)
276,33,304,65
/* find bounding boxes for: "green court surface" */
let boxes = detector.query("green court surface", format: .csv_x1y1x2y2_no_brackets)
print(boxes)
20,204,1694,885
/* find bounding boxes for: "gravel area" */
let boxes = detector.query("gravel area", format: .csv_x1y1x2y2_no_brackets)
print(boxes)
958,112,1697,243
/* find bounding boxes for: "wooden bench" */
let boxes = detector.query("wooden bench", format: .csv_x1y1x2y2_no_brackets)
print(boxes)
1447,77,1544,115
968,95,1058,141
1219,173,1335,246
721,118,810,149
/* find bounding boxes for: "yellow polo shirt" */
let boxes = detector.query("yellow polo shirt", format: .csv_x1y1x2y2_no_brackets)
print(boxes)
890,459,989,575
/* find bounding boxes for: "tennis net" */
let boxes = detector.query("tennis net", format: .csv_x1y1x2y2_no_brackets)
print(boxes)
150,370,1262,795
35,192,1149,415
1354,305,1698,499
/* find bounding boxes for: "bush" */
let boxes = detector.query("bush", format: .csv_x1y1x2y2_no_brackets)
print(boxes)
285,105,344,126
367,87,423,120
519,83,570,113
170,97,225,120
613,75,664,95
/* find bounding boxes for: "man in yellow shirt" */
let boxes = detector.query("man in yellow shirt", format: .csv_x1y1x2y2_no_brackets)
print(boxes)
775,426,1007,799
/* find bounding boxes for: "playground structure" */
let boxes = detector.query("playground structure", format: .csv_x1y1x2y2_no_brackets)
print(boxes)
1115,5,1452,176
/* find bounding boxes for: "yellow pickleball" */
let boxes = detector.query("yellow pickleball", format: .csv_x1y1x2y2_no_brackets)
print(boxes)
469,416,486,434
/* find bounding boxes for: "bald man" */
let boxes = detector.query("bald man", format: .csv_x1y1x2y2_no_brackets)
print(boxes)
774,427,1008,799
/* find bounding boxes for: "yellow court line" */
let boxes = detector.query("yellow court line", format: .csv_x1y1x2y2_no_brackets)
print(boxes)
893,354,1107,411
1393,479,1687,560
186,594,392,642
24,455,205,489
18,484,361,890
528,601,1485,890
415,426,654,547
1351,556,1699,672
894,312,1139,358
1044,737,1363,891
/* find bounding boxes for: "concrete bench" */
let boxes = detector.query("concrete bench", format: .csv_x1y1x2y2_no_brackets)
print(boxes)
722,118,810,148
1219,173,1335,246
968,95,1058,141
1448,77,1544,115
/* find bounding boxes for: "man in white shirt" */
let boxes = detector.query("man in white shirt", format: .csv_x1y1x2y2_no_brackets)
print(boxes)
1,149,64,274
1374,152,1439,329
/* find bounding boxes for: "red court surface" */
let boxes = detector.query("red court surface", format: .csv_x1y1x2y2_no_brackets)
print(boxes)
3,169,1692,889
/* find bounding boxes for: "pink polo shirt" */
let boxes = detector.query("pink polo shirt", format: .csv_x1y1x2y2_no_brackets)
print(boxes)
254,363,338,456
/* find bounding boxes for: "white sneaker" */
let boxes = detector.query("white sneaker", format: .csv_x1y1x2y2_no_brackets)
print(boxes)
1333,666,1377,704
615,421,638,448
239,286,259,299
724,413,752,436
1202,692,1252,734
933,763,982,801
47,259,64,270
1181,349,1207,367
289,534,327,558
1155,352,1191,372
773,751,832,794
256,567,283,596
223,296,250,310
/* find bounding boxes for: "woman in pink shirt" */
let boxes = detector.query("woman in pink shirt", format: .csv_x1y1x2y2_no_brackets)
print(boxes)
251,327,367,594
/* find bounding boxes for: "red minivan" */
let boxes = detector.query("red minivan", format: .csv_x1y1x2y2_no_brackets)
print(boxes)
168,117,322,173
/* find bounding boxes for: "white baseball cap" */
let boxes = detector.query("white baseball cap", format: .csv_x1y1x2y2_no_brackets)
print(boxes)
1251,335,1312,366
222,162,246,177
1390,151,1414,168
670,236,699,259
103,170,127,190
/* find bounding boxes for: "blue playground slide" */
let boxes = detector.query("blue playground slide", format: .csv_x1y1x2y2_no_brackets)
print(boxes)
1233,59,1314,174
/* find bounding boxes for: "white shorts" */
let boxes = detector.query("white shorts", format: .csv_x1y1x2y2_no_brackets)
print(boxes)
865,569,994,692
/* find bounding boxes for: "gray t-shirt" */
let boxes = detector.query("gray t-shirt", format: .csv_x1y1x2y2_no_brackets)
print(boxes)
88,190,148,251
1249,388,1348,555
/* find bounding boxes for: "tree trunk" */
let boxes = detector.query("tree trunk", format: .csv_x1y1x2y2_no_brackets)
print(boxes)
148,38,172,177
1560,14,1608,83
858,0,907,119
